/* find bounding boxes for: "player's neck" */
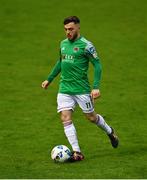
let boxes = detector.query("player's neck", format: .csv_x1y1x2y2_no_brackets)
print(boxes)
76,33,81,40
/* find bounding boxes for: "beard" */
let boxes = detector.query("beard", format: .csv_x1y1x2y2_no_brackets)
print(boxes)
68,32,78,41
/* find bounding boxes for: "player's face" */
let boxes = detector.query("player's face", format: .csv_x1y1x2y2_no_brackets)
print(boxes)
64,22,80,41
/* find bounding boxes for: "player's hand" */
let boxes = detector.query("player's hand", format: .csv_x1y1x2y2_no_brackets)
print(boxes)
41,80,50,89
91,89,101,100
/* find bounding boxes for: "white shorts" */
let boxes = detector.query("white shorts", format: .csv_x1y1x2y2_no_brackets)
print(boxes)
57,93,94,113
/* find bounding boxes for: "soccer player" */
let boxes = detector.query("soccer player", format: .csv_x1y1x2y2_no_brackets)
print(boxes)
42,16,119,161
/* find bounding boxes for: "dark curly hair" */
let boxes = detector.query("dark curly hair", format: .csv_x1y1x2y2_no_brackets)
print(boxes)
63,16,80,25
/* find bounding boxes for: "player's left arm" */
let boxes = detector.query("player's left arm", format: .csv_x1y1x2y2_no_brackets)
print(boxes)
90,57,102,99
85,43,102,99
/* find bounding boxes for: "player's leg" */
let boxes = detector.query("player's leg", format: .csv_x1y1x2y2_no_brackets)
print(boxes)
76,94,119,148
57,93,84,160
85,112,112,134
60,110,81,153
60,110,84,161
85,112,119,148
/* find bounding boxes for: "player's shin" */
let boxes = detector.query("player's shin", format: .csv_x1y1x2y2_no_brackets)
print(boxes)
96,114,112,134
63,122,81,152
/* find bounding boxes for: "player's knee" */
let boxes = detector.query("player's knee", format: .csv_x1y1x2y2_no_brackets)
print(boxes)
60,111,72,122
85,113,97,123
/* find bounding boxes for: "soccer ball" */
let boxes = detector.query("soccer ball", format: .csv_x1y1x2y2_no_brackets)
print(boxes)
51,145,71,162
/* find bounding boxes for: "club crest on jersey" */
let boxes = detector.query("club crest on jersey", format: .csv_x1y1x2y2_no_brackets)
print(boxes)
73,47,79,52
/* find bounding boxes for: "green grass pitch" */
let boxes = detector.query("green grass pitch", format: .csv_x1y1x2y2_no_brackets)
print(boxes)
0,0,147,178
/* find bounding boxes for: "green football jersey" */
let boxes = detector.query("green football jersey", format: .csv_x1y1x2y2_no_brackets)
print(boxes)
47,36,102,95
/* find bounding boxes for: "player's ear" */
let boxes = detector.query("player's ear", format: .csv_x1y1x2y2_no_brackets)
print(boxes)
77,24,80,30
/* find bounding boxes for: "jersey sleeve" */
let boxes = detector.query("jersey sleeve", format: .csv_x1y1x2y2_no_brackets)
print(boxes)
85,42,99,59
90,58,102,89
47,60,61,83
85,43,102,89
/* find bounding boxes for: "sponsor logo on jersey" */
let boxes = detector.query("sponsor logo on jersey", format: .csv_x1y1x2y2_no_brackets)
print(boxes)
62,54,74,61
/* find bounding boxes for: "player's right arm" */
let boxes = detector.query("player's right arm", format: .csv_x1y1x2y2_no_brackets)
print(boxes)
42,60,61,89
